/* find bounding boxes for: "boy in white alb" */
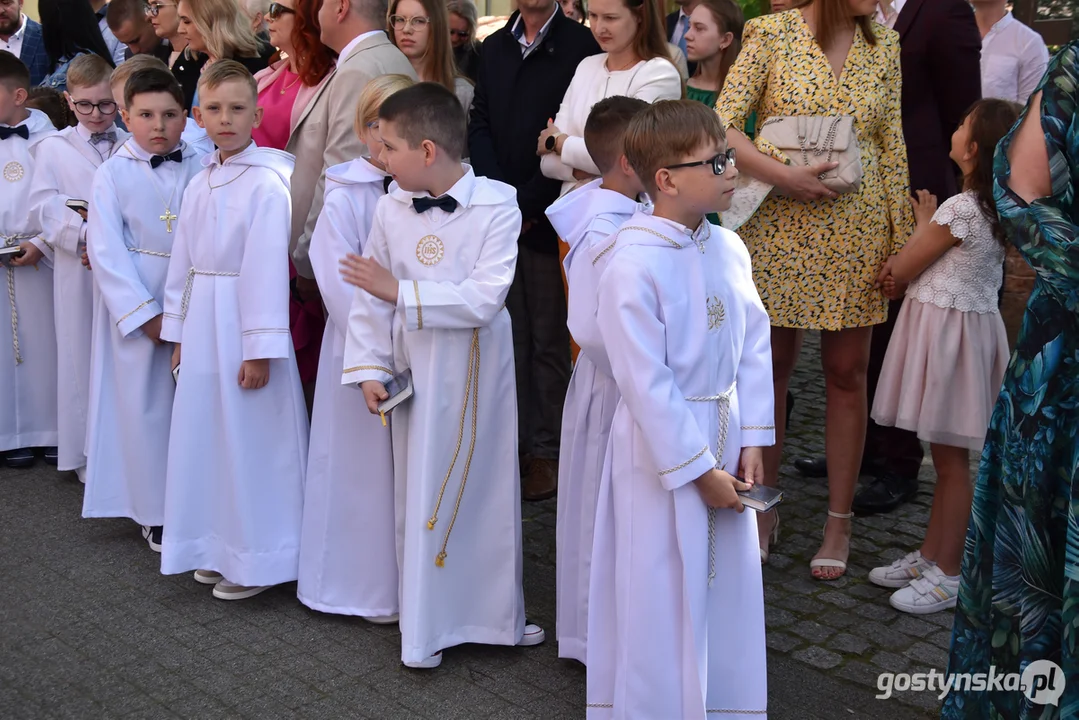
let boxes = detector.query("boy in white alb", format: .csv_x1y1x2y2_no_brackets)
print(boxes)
585,101,773,719
110,56,216,156
29,54,130,482
298,74,413,619
160,62,308,601
84,66,204,552
544,96,648,665
340,82,543,669
0,51,58,469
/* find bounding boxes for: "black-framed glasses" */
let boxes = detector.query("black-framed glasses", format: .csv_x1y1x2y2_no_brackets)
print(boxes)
664,148,736,176
73,100,118,116
267,2,295,20
390,14,430,31
144,1,176,17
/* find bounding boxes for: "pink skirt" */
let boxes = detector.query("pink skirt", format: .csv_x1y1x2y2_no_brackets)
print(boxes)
871,297,1009,451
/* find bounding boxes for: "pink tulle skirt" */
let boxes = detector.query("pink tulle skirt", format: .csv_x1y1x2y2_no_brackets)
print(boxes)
871,297,1010,451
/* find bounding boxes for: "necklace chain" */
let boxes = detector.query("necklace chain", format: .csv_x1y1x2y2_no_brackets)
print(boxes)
134,147,183,233
207,164,252,192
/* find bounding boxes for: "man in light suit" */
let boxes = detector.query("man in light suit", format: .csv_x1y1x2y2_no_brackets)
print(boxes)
287,0,417,300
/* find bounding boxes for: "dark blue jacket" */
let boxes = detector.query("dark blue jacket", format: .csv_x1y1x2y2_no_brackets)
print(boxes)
20,18,50,87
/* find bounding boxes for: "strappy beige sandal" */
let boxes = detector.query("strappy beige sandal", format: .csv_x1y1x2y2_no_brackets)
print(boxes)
810,510,853,580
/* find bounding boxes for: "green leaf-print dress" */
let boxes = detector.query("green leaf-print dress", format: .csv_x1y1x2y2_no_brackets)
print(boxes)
943,42,1079,720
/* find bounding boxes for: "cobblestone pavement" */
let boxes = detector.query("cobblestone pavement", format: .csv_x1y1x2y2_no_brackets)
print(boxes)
0,333,946,719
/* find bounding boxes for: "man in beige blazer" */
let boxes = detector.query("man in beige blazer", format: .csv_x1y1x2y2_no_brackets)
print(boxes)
287,0,417,291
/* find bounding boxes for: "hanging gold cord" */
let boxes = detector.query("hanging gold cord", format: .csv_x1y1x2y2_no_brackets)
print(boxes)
428,328,482,568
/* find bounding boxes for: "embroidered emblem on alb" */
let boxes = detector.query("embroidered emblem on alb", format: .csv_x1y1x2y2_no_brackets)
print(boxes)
416,235,445,266
3,161,24,182
707,295,726,330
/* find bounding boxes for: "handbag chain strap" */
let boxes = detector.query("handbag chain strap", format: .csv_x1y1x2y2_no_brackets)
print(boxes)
797,117,842,167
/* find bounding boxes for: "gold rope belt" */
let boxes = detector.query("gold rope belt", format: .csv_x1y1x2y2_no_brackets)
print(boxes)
1,233,38,365
687,380,736,586
176,267,239,321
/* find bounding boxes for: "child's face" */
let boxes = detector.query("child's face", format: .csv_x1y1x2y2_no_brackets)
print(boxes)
949,113,975,170
391,0,431,63
122,91,186,155
193,79,261,158
377,118,432,193
658,138,739,216
360,120,387,171
66,81,117,134
0,79,28,127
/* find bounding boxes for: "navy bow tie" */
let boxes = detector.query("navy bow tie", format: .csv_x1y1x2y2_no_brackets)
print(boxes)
412,195,458,214
0,125,30,141
90,130,117,145
150,149,183,169
383,175,393,194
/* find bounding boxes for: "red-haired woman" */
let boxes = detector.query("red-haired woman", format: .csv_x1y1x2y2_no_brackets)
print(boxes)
253,0,336,405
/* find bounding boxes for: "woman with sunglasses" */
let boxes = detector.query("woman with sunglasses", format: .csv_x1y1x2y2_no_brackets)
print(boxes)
146,0,207,111
446,0,481,83
251,0,336,407
387,0,474,111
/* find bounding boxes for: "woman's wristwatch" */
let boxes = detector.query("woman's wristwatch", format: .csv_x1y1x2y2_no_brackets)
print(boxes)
545,133,563,152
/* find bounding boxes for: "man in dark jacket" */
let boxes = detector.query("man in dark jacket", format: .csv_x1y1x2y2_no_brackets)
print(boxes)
0,0,48,86
794,0,982,515
468,1,599,501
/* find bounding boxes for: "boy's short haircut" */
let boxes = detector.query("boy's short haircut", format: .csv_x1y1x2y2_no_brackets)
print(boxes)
0,51,30,92
378,82,467,161
584,96,649,175
66,54,114,91
197,60,258,103
124,67,185,110
624,100,726,195
111,54,170,104
354,73,414,140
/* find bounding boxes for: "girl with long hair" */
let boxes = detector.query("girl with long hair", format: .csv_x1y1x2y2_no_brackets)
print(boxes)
38,0,115,91
387,0,474,110
684,0,743,109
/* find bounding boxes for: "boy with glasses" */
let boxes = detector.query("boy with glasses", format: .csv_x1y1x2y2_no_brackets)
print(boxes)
585,100,772,718
28,53,129,482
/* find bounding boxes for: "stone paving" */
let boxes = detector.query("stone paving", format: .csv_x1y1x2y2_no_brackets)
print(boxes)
0,332,950,719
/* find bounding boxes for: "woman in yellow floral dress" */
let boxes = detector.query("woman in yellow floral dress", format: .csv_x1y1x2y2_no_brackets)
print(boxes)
717,0,913,579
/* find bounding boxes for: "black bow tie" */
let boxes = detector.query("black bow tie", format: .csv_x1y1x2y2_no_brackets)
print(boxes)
412,195,458,214
0,125,30,141
150,149,184,169
90,130,117,145
383,175,393,194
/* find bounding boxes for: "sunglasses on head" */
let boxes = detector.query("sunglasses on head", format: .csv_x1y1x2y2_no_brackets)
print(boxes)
664,148,736,176
267,2,296,19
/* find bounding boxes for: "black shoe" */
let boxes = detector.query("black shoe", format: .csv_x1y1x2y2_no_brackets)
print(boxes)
792,455,878,479
5,448,34,468
43,447,58,466
785,390,795,431
851,472,919,516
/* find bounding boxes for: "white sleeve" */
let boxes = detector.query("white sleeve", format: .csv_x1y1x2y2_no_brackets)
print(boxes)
566,221,620,377
626,58,684,104
541,64,593,181
238,180,293,360
398,204,521,331
28,142,84,258
310,185,379,331
87,167,160,338
341,204,396,387
1017,37,1050,105
597,250,716,490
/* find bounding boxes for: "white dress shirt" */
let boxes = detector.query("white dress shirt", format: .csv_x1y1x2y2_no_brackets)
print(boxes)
0,13,27,58
980,12,1050,105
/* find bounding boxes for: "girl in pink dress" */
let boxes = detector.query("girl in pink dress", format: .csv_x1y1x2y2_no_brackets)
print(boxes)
868,98,1021,615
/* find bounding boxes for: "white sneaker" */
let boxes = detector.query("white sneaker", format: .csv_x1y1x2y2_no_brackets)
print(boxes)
404,652,442,669
889,566,959,615
517,622,545,647
141,525,162,553
869,550,934,588
362,614,399,625
193,569,223,585
212,580,273,600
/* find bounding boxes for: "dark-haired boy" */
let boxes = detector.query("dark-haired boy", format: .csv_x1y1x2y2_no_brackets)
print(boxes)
340,82,542,669
585,100,773,718
543,95,648,666
83,66,205,552
0,50,58,469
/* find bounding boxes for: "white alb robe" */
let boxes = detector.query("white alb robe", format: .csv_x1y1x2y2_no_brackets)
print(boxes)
0,109,58,453
160,145,308,587
586,212,774,720
84,139,205,525
299,158,396,616
545,179,645,665
341,167,525,664
29,123,130,472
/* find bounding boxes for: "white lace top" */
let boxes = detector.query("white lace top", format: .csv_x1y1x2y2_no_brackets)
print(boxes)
906,191,1005,314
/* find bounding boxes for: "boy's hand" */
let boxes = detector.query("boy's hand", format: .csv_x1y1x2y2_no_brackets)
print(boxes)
694,468,751,512
360,380,389,414
141,314,163,344
238,359,270,389
738,447,764,486
81,251,92,270
76,208,88,221
910,189,938,227
339,254,399,304
10,242,43,268
171,343,181,371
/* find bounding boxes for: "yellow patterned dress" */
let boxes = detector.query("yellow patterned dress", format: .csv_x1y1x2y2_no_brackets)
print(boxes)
717,10,914,330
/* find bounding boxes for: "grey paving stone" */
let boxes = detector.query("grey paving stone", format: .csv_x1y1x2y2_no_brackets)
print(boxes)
791,646,842,670
829,633,872,656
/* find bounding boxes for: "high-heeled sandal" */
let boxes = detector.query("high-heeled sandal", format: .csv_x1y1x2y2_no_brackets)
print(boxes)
759,509,780,564
810,510,853,580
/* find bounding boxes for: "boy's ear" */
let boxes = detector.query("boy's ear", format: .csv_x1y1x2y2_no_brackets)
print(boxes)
252,105,264,129
653,167,676,196
12,87,28,107
422,138,437,167
63,91,76,115
120,107,131,128
618,154,634,177
192,106,205,129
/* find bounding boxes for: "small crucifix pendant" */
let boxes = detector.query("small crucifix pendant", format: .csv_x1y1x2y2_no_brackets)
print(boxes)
160,208,177,233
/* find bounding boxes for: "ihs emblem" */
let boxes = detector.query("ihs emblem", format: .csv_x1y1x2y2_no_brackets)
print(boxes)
416,235,445,266
3,161,24,182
